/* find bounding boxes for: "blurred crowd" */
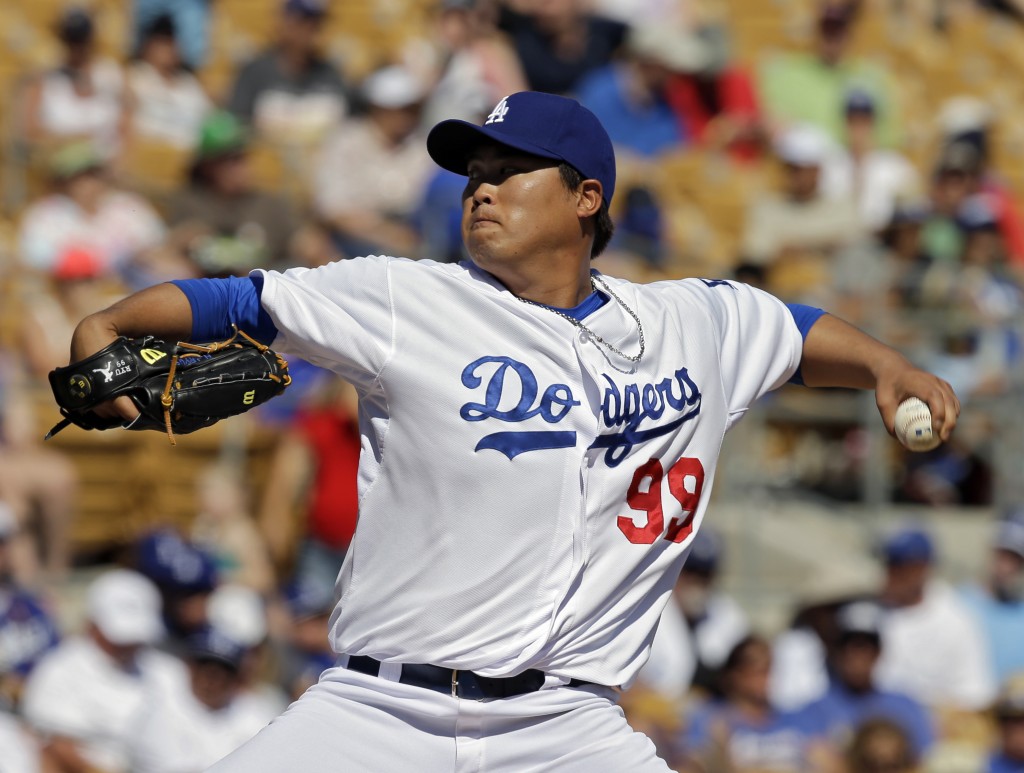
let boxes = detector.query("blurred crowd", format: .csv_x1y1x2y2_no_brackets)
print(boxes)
1,0,1024,770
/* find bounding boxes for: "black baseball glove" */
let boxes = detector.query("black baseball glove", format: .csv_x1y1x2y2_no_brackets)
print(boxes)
47,329,291,444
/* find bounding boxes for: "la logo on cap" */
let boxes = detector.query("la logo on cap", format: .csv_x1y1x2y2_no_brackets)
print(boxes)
485,96,510,125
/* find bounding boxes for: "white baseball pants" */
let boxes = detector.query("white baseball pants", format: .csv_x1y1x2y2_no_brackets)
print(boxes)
207,664,671,772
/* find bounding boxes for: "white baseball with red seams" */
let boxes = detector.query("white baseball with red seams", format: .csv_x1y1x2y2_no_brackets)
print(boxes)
894,397,939,452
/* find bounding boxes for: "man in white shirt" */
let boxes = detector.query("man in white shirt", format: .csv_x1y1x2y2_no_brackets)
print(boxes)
130,627,279,773
819,89,921,233
873,525,997,711
641,527,749,701
21,570,186,773
313,65,435,257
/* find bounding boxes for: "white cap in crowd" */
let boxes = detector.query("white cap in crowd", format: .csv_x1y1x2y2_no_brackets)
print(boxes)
774,124,834,168
363,65,427,109
207,584,267,648
626,24,712,74
0,502,17,540
87,569,165,646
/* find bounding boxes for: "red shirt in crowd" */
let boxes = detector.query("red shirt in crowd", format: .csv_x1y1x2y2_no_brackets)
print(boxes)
664,67,763,163
295,407,361,550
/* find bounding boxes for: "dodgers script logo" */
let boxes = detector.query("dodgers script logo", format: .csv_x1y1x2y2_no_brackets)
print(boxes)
460,356,701,466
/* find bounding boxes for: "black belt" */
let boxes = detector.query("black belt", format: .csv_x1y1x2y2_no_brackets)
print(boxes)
346,655,592,700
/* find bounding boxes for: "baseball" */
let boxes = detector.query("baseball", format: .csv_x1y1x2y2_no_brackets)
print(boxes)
894,397,940,452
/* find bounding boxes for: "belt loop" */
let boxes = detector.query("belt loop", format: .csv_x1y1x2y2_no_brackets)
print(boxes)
451,669,459,698
379,661,402,682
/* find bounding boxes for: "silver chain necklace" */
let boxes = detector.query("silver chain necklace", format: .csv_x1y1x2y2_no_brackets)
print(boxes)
514,274,646,363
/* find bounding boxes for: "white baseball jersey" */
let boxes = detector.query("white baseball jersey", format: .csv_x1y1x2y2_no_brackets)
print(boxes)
255,257,802,687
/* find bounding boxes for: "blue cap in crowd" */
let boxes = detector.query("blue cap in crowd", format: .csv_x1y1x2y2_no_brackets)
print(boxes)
844,88,876,116
957,193,1000,233
427,91,617,206
283,0,328,18
879,525,935,566
283,576,336,619
186,626,247,671
994,510,1024,560
135,529,218,594
682,527,723,575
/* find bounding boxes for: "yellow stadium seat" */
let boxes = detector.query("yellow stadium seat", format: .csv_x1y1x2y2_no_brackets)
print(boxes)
118,136,191,192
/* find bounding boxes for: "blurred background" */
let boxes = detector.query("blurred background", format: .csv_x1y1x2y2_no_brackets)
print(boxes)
1,0,1023,771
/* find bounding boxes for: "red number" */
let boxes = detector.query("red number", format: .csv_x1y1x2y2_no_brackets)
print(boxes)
617,459,664,544
665,457,705,543
618,456,705,544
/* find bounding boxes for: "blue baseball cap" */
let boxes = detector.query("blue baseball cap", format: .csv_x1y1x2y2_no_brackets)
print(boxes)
426,92,617,206
135,528,218,594
994,511,1024,559
879,525,934,566
283,0,327,18
186,626,246,671
683,528,723,575
283,576,335,619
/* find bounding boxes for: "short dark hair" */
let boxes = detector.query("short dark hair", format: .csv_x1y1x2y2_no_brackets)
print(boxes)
558,163,614,260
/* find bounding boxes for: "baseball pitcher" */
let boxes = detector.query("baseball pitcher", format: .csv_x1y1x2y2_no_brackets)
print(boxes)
56,92,958,771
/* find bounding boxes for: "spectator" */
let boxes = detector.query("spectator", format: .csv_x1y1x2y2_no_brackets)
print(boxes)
130,627,278,773
738,124,867,304
758,1,901,147
872,525,997,712
258,378,360,587
0,708,40,773
920,142,978,269
20,7,126,158
17,141,168,282
672,635,838,772
846,718,918,773
422,0,529,126
226,0,350,145
959,513,1024,685
133,529,219,646
21,570,185,773
0,356,77,584
132,0,213,71
499,0,627,95
205,585,287,723
936,97,1024,266
918,194,1022,402
641,528,749,703
125,14,212,150
797,601,935,758
0,503,60,707
17,246,127,378
278,577,336,700
416,166,471,263
573,23,688,160
663,27,767,162
191,465,274,594
820,89,921,233
990,674,1024,773
166,111,301,276
313,65,434,258
876,201,934,312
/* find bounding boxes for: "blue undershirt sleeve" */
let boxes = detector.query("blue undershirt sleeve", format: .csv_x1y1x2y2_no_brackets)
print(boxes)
170,276,278,344
785,303,826,386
